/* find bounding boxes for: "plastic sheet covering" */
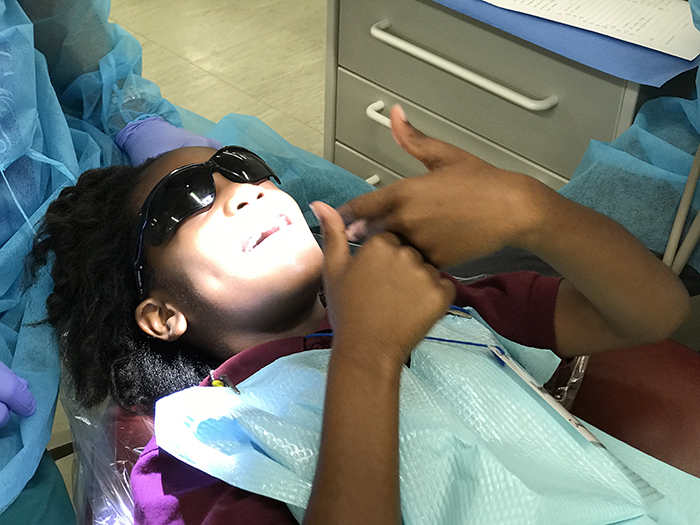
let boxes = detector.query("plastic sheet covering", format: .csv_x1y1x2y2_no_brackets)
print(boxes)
156,310,700,525
556,0,700,272
0,0,177,518
19,0,182,139
1,0,80,515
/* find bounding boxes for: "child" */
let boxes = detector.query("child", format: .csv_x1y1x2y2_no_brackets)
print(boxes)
31,107,690,524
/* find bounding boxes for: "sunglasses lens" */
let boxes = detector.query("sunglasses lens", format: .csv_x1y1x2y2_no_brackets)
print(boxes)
145,167,215,246
212,147,278,183
133,147,277,297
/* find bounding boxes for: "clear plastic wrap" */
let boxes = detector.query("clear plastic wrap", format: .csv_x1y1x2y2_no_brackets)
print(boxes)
60,376,154,525
543,355,590,410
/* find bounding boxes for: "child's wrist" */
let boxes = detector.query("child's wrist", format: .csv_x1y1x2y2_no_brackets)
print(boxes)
506,175,556,252
332,338,406,376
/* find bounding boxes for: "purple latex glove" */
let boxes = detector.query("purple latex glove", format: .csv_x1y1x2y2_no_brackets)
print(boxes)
0,361,36,427
115,116,223,166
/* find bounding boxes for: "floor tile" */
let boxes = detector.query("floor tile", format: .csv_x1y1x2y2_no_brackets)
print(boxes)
110,0,269,41
194,25,321,94
257,107,324,156
263,0,328,48
139,39,275,122
246,52,326,131
111,0,328,136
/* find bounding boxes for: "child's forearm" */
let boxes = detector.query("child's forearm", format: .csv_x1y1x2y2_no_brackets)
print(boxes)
517,180,691,357
304,344,402,525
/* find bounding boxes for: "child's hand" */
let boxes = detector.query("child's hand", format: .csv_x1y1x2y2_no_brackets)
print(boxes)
336,106,690,357
338,105,544,267
312,201,455,367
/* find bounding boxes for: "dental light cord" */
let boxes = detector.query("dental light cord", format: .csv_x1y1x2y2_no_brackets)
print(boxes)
663,143,700,274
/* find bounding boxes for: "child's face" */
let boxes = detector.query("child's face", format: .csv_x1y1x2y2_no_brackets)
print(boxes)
137,147,324,331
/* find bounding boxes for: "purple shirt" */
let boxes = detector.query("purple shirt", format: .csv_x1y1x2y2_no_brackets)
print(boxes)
131,272,562,524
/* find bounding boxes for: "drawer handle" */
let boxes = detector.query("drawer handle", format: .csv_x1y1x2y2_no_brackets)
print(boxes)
370,20,559,112
366,100,393,129
365,174,381,186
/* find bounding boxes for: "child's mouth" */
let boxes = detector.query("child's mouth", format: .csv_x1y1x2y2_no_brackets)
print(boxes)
242,214,292,252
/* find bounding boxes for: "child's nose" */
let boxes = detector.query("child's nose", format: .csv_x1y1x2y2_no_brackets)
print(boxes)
222,182,266,217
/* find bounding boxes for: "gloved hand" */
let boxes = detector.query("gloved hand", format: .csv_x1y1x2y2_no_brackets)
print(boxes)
115,116,223,166
0,361,36,427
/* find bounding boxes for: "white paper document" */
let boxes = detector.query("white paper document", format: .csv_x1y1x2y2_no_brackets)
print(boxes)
481,0,700,60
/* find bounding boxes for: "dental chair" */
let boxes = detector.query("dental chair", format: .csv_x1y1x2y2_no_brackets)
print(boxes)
572,338,700,478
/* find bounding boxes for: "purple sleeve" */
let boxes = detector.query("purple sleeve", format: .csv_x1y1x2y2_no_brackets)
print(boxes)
443,271,562,352
0,362,35,427
115,116,222,166
132,437,297,525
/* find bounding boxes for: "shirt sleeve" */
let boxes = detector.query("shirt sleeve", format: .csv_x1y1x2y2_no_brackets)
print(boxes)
443,271,562,353
131,437,298,525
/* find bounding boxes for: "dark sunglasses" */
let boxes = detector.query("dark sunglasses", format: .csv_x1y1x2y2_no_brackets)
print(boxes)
133,146,281,299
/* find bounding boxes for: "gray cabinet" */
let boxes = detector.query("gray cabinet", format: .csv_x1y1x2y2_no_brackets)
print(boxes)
325,0,693,190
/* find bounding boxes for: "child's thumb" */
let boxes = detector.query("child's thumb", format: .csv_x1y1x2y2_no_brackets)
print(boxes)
310,202,351,278
390,104,463,171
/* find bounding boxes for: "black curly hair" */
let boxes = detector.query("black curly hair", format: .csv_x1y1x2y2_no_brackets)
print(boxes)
28,160,218,414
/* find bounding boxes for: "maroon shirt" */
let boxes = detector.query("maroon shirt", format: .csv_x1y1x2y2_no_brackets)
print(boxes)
131,272,562,524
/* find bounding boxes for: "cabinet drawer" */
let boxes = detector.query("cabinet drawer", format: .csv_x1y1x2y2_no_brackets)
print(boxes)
335,69,567,190
338,0,628,177
335,142,405,189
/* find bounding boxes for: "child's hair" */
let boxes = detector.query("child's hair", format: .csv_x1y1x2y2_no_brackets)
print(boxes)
28,161,217,414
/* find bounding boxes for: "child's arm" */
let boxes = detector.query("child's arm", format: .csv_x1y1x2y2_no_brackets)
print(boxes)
303,202,455,525
339,105,690,359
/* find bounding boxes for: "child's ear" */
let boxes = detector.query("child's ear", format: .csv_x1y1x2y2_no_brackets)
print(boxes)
135,298,187,341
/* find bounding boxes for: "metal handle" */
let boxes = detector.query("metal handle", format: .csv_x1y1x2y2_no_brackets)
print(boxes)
370,20,558,112
365,174,381,186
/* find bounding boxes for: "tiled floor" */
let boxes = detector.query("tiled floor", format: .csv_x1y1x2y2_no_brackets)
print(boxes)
50,0,328,506
109,0,327,156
